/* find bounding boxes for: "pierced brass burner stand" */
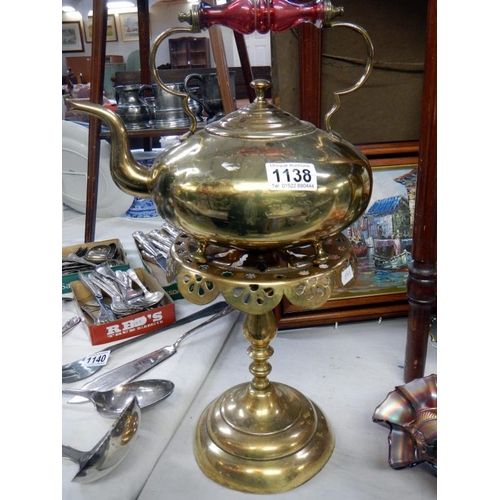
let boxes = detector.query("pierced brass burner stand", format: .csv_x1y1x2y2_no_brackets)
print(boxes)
171,232,357,493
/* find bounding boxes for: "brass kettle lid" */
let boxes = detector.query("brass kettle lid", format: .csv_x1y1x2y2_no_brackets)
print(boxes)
205,79,316,139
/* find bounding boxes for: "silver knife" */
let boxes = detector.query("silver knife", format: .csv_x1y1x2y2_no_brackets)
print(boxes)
133,230,168,271
67,305,235,402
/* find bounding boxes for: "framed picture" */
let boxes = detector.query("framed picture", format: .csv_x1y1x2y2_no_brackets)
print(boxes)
84,14,118,43
62,21,84,53
274,142,419,329
119,12,140,42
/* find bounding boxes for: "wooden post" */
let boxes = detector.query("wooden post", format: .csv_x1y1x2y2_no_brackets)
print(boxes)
209,26,236,114
205,0,235,114
404,0,437,383
137,0,151,84
85,0,107,242
298,24,322,126
234,32,256,101
137,0,152,151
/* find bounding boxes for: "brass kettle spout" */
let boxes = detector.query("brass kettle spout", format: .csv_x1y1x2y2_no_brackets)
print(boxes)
67,100,154,198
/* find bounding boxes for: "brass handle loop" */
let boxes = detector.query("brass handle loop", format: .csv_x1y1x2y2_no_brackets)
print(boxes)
150,26,200,140
324,22,374,133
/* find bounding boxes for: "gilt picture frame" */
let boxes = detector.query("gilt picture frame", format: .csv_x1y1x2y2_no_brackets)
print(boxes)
84,14,118,43
274,142,419,329
119,12,140,42
62,21,84,53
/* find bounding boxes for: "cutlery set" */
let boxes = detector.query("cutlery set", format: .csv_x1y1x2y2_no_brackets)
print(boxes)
132,229,180,280
62,300,235,483
77,265,165,323
62,243,125,275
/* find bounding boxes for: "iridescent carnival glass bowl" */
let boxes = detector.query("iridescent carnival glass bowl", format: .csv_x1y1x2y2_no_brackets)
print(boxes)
372,374,437,474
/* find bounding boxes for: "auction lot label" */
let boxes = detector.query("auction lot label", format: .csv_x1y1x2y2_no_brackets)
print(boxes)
266,163,317,191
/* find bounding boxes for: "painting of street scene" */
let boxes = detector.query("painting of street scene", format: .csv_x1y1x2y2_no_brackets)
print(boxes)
336,164,418,299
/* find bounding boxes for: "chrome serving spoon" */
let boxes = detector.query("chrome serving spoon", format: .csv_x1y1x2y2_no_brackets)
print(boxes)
62,379,174,418
62,397,141,483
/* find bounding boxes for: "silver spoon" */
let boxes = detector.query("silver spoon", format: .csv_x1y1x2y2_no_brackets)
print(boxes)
62,397,141,483
62,379,175,418
126,269,164,306
85,244,117,263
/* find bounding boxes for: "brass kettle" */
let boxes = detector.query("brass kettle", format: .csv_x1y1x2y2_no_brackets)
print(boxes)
72,78,372,254
70,1,375,257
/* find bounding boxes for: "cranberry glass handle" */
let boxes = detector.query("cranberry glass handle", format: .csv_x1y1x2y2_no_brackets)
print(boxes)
179,0,344,34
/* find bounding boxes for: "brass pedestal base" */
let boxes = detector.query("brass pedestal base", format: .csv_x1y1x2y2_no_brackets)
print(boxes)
171,234,355,493
194,381,334,494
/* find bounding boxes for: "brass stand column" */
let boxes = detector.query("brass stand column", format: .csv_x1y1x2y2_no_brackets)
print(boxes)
195,310,333,493
171,232,358,493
